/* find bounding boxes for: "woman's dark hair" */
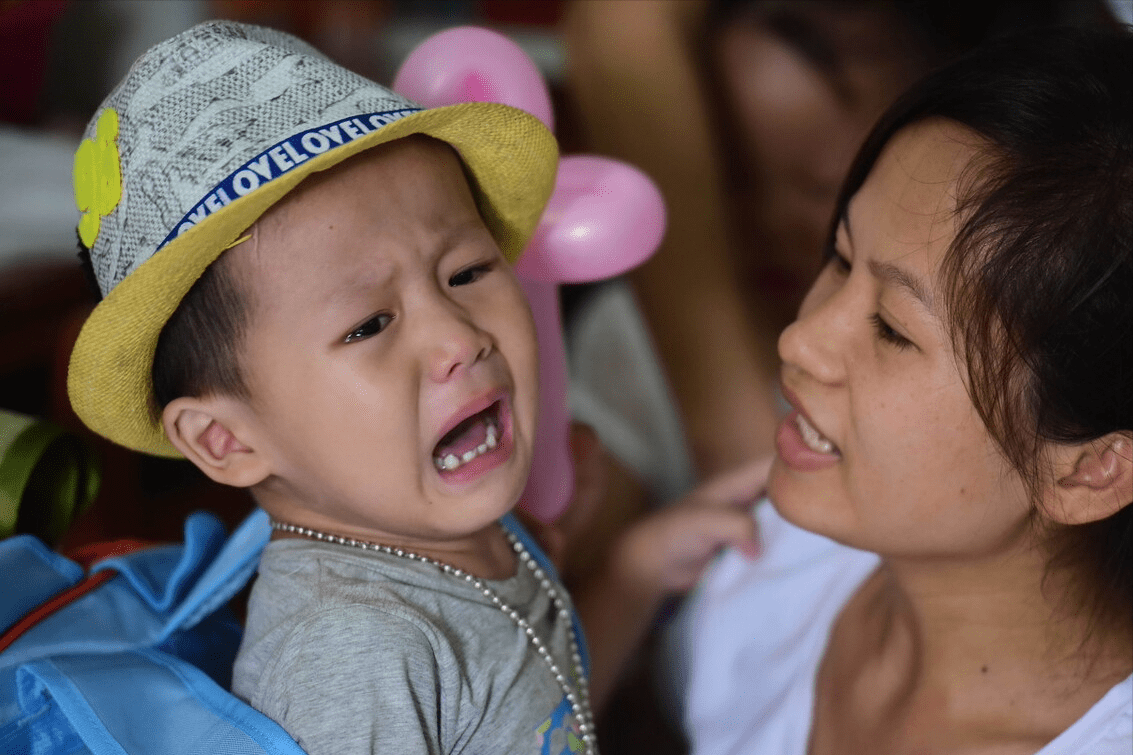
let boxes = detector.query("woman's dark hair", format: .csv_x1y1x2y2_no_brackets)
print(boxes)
78,242,251,417
829,26,1132,634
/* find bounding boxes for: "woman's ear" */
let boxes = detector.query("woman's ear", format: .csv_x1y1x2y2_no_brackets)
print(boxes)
1047,433,1132,526
162,395,271,488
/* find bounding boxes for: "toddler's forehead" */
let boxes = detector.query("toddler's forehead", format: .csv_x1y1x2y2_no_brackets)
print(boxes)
226,137,482,295
254,136,473,238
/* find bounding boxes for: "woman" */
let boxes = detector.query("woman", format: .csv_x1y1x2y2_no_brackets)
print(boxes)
665,25,1132,754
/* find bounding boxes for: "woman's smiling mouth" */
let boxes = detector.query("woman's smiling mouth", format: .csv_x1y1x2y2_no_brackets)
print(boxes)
795,411,836,454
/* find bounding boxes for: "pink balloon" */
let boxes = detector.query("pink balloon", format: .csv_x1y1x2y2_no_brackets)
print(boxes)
395,27,666,523
511,159,666,521
515,277,574,520
515,156,666,283
392,26,554,130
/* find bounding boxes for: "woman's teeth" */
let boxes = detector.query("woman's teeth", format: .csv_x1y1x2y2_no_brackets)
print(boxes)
796,412,836,454
434,422,499,471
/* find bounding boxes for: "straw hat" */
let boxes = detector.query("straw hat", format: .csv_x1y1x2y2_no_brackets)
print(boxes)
67,21,557,457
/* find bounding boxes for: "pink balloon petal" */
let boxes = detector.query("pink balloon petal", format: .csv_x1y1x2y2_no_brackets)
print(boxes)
393,26,553,130
516,156,667,283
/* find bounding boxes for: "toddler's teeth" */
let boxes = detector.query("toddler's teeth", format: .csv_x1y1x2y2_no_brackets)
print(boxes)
435,415,502,472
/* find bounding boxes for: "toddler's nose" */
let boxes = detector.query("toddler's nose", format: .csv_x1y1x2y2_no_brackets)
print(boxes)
424,304,493,382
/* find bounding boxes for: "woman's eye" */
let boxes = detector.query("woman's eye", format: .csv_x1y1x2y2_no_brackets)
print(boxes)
870,313,913,350
344,313,393,343
449,262,494,287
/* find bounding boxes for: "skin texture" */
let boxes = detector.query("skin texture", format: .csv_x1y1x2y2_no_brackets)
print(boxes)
770,119,1132,754
164,136,540,579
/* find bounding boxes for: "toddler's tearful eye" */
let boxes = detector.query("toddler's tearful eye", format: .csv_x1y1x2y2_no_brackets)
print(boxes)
449,262,493,287
344,313,393,343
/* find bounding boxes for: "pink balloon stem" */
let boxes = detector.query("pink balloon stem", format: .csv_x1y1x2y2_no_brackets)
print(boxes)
516,276,575,523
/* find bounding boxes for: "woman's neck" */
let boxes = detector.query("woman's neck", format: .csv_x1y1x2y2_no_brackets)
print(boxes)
812,537,1132,754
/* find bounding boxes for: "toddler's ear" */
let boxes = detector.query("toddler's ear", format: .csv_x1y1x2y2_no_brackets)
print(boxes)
162,396,271,488
1047,433,1132,526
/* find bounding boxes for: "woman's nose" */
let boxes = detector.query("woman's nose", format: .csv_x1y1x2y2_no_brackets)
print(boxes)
778,278,851,386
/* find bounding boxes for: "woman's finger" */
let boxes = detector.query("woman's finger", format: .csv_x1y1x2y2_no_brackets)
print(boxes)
695,455,774,507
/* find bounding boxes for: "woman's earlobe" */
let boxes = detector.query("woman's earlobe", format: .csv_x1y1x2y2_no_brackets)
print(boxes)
162,397,271,488
1050,433,1132,525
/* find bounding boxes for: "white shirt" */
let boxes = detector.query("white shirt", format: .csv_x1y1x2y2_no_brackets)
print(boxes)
662,500,1133,755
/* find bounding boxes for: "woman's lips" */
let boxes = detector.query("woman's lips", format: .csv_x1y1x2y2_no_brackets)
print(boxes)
776,409,841,471
775,385,841,472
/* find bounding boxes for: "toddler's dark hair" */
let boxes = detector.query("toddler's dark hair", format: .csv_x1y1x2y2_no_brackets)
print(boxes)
78,241,251,418
830,26,1132,638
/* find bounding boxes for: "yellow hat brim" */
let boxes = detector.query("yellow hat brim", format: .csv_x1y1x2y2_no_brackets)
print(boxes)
68,102,557,457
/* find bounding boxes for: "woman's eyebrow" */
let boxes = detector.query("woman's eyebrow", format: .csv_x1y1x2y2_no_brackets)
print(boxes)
868,258,935,313
842,210,935,313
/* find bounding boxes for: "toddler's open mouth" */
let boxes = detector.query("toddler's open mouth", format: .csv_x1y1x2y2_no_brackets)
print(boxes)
433,401,502,472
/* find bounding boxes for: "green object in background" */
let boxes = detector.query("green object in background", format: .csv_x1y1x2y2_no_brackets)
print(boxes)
0,410,100,544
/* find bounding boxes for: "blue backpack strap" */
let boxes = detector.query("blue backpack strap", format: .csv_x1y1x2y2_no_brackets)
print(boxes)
1,509,306,755
15,650,305,755
159,508,271,640
0,535,84,636
1,511,258,668
499,513,591,674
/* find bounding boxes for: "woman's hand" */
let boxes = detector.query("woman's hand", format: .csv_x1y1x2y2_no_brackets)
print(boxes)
608,456,770,596
576,455,772,712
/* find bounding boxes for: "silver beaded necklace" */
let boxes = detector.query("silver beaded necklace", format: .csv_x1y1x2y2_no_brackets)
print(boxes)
269,519,597,754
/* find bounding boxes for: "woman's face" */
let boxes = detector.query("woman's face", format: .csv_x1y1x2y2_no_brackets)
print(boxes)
768,119,1035,559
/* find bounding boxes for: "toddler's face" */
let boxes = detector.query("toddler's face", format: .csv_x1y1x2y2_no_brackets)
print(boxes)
230,136,539,547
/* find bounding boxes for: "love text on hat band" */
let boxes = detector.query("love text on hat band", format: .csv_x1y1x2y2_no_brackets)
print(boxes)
159,108,422,251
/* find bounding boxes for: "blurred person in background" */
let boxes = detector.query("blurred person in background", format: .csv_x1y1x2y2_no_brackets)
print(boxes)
562,0,1121,494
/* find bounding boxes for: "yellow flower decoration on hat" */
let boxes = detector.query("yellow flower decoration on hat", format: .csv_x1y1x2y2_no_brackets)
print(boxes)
74,108,123,247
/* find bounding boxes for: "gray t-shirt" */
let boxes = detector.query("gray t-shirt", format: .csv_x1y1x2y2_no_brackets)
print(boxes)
232,521,589,754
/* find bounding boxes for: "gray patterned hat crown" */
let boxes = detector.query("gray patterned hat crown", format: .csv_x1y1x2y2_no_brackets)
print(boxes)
77,20,425,296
